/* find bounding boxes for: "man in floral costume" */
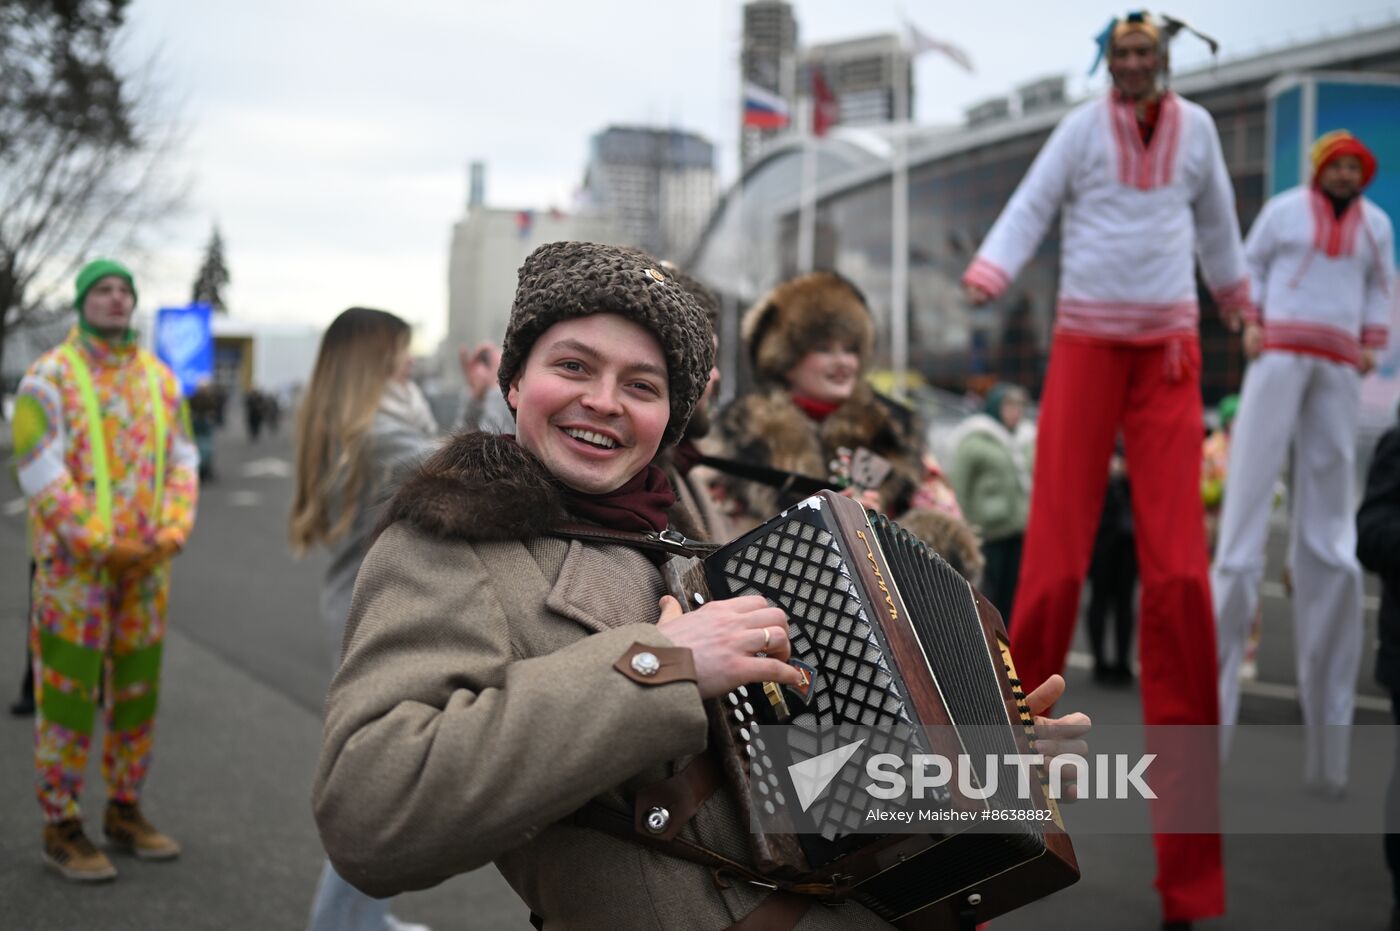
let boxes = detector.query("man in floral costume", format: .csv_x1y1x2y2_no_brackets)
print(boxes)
12,259,199,881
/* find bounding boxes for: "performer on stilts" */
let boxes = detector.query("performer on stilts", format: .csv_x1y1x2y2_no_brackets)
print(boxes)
962,11,1250,927
1213,129,1393,797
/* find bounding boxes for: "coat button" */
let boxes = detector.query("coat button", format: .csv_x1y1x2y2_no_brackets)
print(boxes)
631,652,661,677
645,806,671,833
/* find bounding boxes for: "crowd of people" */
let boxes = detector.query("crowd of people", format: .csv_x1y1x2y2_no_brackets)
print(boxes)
6,8,1399,931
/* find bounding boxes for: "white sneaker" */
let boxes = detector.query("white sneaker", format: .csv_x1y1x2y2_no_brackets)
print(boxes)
384,916,431,931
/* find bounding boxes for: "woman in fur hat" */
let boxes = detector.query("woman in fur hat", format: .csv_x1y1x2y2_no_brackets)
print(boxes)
311,243,1085,929
713,271,981,582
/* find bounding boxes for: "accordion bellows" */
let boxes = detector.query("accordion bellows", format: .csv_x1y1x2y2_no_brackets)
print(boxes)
666,491,1078,927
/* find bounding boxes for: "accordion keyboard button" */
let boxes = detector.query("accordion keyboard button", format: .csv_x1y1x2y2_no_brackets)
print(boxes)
630,652,661,677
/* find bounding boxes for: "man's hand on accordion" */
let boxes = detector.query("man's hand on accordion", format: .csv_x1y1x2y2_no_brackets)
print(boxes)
1025,674,1093,801
656,595,807,700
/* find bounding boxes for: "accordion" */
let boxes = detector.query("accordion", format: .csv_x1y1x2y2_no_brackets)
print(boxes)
664,491,1078,927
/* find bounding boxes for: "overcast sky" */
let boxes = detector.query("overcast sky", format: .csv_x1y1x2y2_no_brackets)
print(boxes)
120,0,1400,350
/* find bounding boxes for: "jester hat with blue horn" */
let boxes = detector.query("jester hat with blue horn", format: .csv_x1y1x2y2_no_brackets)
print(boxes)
1088,10,1219,77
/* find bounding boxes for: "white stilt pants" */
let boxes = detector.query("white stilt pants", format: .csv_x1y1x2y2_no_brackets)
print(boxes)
1211,351,1363,789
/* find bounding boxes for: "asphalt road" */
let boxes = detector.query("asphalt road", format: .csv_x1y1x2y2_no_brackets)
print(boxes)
0,426,1393,930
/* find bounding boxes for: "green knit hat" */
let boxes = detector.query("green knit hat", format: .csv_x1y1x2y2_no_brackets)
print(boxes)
74,259,137,313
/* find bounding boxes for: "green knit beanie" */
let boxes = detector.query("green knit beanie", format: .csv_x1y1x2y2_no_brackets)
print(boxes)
74,259,138,313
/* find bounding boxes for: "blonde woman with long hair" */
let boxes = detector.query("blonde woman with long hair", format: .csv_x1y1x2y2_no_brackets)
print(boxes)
291,306,434,931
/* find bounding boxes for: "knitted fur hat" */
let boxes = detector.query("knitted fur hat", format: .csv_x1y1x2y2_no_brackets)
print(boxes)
741,271,873,385
659,261,719,325
498,241,715,447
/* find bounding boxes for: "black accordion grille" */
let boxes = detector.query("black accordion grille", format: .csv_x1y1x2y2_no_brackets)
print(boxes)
706,502,1048,870
869,512,1046,846
719,515,914,732
714,510,927,843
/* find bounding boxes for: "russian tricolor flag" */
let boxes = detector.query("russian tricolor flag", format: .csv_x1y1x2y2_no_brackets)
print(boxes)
743,82,790,130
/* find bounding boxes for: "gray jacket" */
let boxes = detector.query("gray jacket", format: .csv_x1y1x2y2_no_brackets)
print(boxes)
318,411,440,661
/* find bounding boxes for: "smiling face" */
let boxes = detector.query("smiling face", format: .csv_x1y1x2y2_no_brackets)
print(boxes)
507,314,670,494
784,340,860,404
81,277,136,335
1109,30,1161,101
1318,154,1365,201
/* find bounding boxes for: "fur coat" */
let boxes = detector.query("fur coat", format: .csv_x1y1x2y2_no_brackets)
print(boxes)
712,385,983,582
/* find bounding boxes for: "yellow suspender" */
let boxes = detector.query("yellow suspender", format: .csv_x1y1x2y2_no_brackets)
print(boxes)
143,356,167,511
57,344,168,533
58,344,112,530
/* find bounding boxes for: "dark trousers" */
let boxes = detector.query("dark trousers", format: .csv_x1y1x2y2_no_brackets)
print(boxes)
981,534,1024,628
1389,687,1400,906
14,561,35,706
1087,538,1137,669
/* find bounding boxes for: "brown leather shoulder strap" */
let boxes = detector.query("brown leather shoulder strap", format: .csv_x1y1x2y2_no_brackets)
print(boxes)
567,801,848,901
548,522,719,560
633,753,722,840
696,455,831,498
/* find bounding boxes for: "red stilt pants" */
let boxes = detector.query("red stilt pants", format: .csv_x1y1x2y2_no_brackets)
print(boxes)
1009,333,1224,923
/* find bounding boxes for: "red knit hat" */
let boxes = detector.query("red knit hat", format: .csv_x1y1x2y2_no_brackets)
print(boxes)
1311,130,1377,188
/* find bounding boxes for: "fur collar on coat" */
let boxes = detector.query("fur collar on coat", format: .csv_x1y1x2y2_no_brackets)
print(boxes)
382,431,705,543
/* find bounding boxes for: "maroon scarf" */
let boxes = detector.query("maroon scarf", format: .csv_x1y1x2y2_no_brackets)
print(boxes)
563,463,676,533
503,435,675,533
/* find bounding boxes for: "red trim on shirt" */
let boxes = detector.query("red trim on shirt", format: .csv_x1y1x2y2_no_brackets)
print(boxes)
1155,98,1182,188
1309,188,1363,257
1108,92,1181,191
1261,320,1363,368
1210,276,1256,323
1362,325,1390,349
1110,99,1136,186
962,257,1011,298
1055,297,1199,343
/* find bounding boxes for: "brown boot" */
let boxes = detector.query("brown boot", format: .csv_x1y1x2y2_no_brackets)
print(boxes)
103,801,181,860
43,819,118,882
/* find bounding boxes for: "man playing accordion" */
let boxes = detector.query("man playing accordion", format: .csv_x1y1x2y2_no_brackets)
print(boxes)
313,242,1088,930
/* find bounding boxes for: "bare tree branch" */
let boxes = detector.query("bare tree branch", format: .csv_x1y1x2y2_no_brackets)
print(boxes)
0,0,185,378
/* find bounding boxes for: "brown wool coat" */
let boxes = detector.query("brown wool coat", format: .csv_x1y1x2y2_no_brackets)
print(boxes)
312,432,893,931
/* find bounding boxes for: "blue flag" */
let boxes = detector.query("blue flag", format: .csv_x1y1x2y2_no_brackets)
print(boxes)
155,303,214,397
